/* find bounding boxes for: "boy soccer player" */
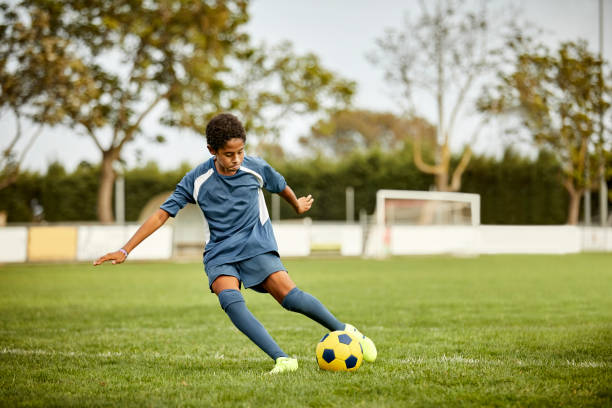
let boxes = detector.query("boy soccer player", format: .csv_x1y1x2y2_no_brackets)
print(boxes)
94,113,376,373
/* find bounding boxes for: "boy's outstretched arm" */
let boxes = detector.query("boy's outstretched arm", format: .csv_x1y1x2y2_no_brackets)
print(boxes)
93,208,170,266
278,185,314,215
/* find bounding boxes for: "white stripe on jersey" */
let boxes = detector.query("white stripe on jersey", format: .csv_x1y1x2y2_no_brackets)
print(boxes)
258,189,270,225
239,166,264,187
241,165,269,225
193,168,214,205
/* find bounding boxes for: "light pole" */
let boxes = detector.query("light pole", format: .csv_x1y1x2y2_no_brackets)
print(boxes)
598,0,608,226
346,186,355,223
113,161,125,225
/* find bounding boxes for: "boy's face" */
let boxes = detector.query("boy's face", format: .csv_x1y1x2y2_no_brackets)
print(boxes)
208,138,245,176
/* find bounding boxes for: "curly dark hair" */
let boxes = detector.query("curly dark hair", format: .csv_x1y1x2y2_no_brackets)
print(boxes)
205,113,247,151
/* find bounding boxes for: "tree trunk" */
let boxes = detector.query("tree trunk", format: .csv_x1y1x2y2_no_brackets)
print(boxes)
566,190,582,225
564,178,583,225
434,144,450,192
435,172,449,192
97,149,119,223
449,146,472,193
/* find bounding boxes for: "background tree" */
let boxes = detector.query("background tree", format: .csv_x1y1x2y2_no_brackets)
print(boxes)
6,0,354,223
479,40,611,224
203,41,354,154
298,109,436,157
368,0,510,192
0,3,89,191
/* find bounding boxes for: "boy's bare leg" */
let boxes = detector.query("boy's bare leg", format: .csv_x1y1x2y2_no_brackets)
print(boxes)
261,271,296,303
211,275,240,294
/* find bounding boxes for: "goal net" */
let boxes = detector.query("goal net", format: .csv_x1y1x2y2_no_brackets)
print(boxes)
364,190,481,257
375,189,480,227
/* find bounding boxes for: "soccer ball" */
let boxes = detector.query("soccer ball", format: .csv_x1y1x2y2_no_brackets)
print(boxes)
315,330,363,372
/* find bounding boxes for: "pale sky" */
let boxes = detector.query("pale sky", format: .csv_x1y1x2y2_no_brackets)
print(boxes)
3,0,612,173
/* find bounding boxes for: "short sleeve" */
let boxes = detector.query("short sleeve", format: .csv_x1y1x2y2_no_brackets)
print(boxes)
260,159,287,193
160,172,195,217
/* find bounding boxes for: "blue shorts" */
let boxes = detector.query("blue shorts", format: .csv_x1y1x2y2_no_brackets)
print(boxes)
204,252,286,293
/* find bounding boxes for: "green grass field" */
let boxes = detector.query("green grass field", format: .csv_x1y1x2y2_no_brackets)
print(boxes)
1,254,611,407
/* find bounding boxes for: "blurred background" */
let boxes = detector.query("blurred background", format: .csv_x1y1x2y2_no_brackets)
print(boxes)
1,0,611,262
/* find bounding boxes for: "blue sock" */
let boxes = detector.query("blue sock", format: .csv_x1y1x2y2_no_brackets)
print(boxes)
218,289,287,361
281,287,344,331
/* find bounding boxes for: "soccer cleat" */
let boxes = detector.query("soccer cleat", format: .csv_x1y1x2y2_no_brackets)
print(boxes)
269,356,298,374
344,323,377,363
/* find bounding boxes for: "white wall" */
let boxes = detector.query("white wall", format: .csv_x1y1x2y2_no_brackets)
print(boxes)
366,225,610,257
2,224,611,263
390,226,479,255
478,225,581,254
0,227,28,263
272,221,364,257
273,222,311,257
338,224,363,256
77,225,173,261
581,227,612,251
308,222,363,256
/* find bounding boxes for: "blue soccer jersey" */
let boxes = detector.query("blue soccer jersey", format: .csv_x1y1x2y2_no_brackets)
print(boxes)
160,155,287,267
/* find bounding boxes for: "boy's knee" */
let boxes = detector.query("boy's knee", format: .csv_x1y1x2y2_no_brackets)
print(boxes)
218,289,244,311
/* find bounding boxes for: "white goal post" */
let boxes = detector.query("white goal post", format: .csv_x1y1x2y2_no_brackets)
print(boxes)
375,189,481,227
364,189,481,257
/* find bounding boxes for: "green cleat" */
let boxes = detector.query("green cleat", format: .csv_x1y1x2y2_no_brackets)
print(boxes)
269,357,298,374
344,323,377,363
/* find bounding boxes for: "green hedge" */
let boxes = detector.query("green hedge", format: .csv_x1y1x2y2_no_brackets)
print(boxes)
0,161,186,223
267,148,431,220
0,150,574,224
461,150,568,225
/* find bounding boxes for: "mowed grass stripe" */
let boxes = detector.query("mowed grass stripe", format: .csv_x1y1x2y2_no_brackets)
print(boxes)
3,347,610,369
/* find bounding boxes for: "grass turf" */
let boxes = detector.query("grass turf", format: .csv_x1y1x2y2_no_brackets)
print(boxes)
1,254,611,407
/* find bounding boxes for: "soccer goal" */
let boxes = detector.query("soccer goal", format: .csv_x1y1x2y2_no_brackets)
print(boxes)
375,189,481,227
365,189,481,257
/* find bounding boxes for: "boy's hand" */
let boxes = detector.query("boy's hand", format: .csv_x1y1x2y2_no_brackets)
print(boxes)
93,250,127,266
296,194,314,214
278,186,313,215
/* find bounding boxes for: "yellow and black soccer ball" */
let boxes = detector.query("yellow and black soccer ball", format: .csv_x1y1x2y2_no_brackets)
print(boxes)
315,330,363,372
